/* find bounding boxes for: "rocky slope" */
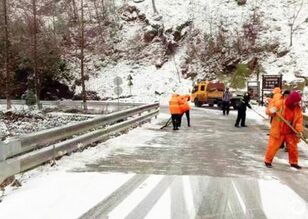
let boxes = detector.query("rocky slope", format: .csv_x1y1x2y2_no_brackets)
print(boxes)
4,0,308,102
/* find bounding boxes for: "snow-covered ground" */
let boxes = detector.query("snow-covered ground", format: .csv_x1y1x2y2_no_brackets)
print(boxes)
1,0,308,217
6,0,308,104
1,107,308,218
80,60,192,105
71,0,308,104
0,108,90,140
129,0,308,79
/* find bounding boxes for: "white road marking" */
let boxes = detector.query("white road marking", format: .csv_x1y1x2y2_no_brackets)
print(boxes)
232,180,247,215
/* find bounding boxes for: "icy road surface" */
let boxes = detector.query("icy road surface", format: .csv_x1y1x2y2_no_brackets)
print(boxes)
1,106,308,219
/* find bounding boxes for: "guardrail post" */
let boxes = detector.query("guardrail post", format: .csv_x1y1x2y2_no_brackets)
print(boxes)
0,103,159,182
56,100,60,109
0,159,21,184
0,140,22,161
0,142,5,161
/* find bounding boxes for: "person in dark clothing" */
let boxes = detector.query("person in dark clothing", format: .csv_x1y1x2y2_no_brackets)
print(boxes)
222,87,232,115
235,92,252,127
178,95,191,127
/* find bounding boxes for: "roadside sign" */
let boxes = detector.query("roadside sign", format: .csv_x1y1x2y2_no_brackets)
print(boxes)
247,81,260,101
114,86,123,96
261,74,283,105
113,77,123,110
262,75,282,90
113,76,123,86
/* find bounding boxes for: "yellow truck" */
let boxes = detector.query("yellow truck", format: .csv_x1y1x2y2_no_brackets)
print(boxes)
191,80,241,109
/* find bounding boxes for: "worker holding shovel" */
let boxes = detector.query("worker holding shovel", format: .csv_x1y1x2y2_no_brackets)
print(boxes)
264,91,304,169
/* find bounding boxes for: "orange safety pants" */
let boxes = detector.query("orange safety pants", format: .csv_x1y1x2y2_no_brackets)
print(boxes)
264,134,299,165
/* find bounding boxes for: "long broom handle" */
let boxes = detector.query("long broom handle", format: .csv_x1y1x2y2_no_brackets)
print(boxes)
249,107,308,145
249,107,269,120
160,117,172,129
276,112,308,145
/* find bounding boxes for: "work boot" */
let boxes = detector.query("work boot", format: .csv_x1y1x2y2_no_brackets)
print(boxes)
265,162,272,168
290,164,302,169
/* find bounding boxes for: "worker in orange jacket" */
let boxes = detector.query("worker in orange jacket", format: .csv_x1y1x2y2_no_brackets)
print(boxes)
264,91,303,169
266,87,282,123
169,94,183,130
179,94,191,127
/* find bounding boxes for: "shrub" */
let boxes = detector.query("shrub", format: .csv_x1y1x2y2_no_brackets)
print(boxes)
230,64,251,89
25,90,36,106
236,0,247,6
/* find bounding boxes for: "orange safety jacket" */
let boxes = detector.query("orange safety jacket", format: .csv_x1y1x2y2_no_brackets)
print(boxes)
266,98,303,139
169,94,182,114
180,95,191,113
265,87,282,115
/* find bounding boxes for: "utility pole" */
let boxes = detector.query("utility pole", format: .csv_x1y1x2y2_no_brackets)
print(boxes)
80,0,87,111
152,0,158,14
32,0,41,109
3,0,11,110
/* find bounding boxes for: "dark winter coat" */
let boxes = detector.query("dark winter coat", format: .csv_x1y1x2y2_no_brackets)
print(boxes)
238,93,252,111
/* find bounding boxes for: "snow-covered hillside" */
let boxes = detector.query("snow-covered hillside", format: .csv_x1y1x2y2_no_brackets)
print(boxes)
128,0,308,80
74,0,308,103
6,0,308,103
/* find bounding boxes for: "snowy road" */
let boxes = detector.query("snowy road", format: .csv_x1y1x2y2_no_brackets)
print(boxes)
1,106,308,218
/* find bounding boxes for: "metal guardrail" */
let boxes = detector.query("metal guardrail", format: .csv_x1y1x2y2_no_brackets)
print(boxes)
0,99,143,107
0,100,144,114
0,103,159,184
0,103,158,161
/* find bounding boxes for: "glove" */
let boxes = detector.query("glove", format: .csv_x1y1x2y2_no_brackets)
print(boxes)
269,107,277,114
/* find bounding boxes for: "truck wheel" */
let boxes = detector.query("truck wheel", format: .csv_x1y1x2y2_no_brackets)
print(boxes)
208,100,214,107
194,99,201,107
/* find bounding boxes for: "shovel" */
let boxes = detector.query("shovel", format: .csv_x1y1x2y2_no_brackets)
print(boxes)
160,117,172,129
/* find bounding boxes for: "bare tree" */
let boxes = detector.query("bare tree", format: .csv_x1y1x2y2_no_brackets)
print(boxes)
80,0,87,111
32,0,41,109
52,0,57,35
92,0,105,42
72,0,79,21
3,0,11,109
285,0,307,47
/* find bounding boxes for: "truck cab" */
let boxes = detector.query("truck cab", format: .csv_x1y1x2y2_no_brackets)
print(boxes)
191,80,241,109
191,81,225,107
